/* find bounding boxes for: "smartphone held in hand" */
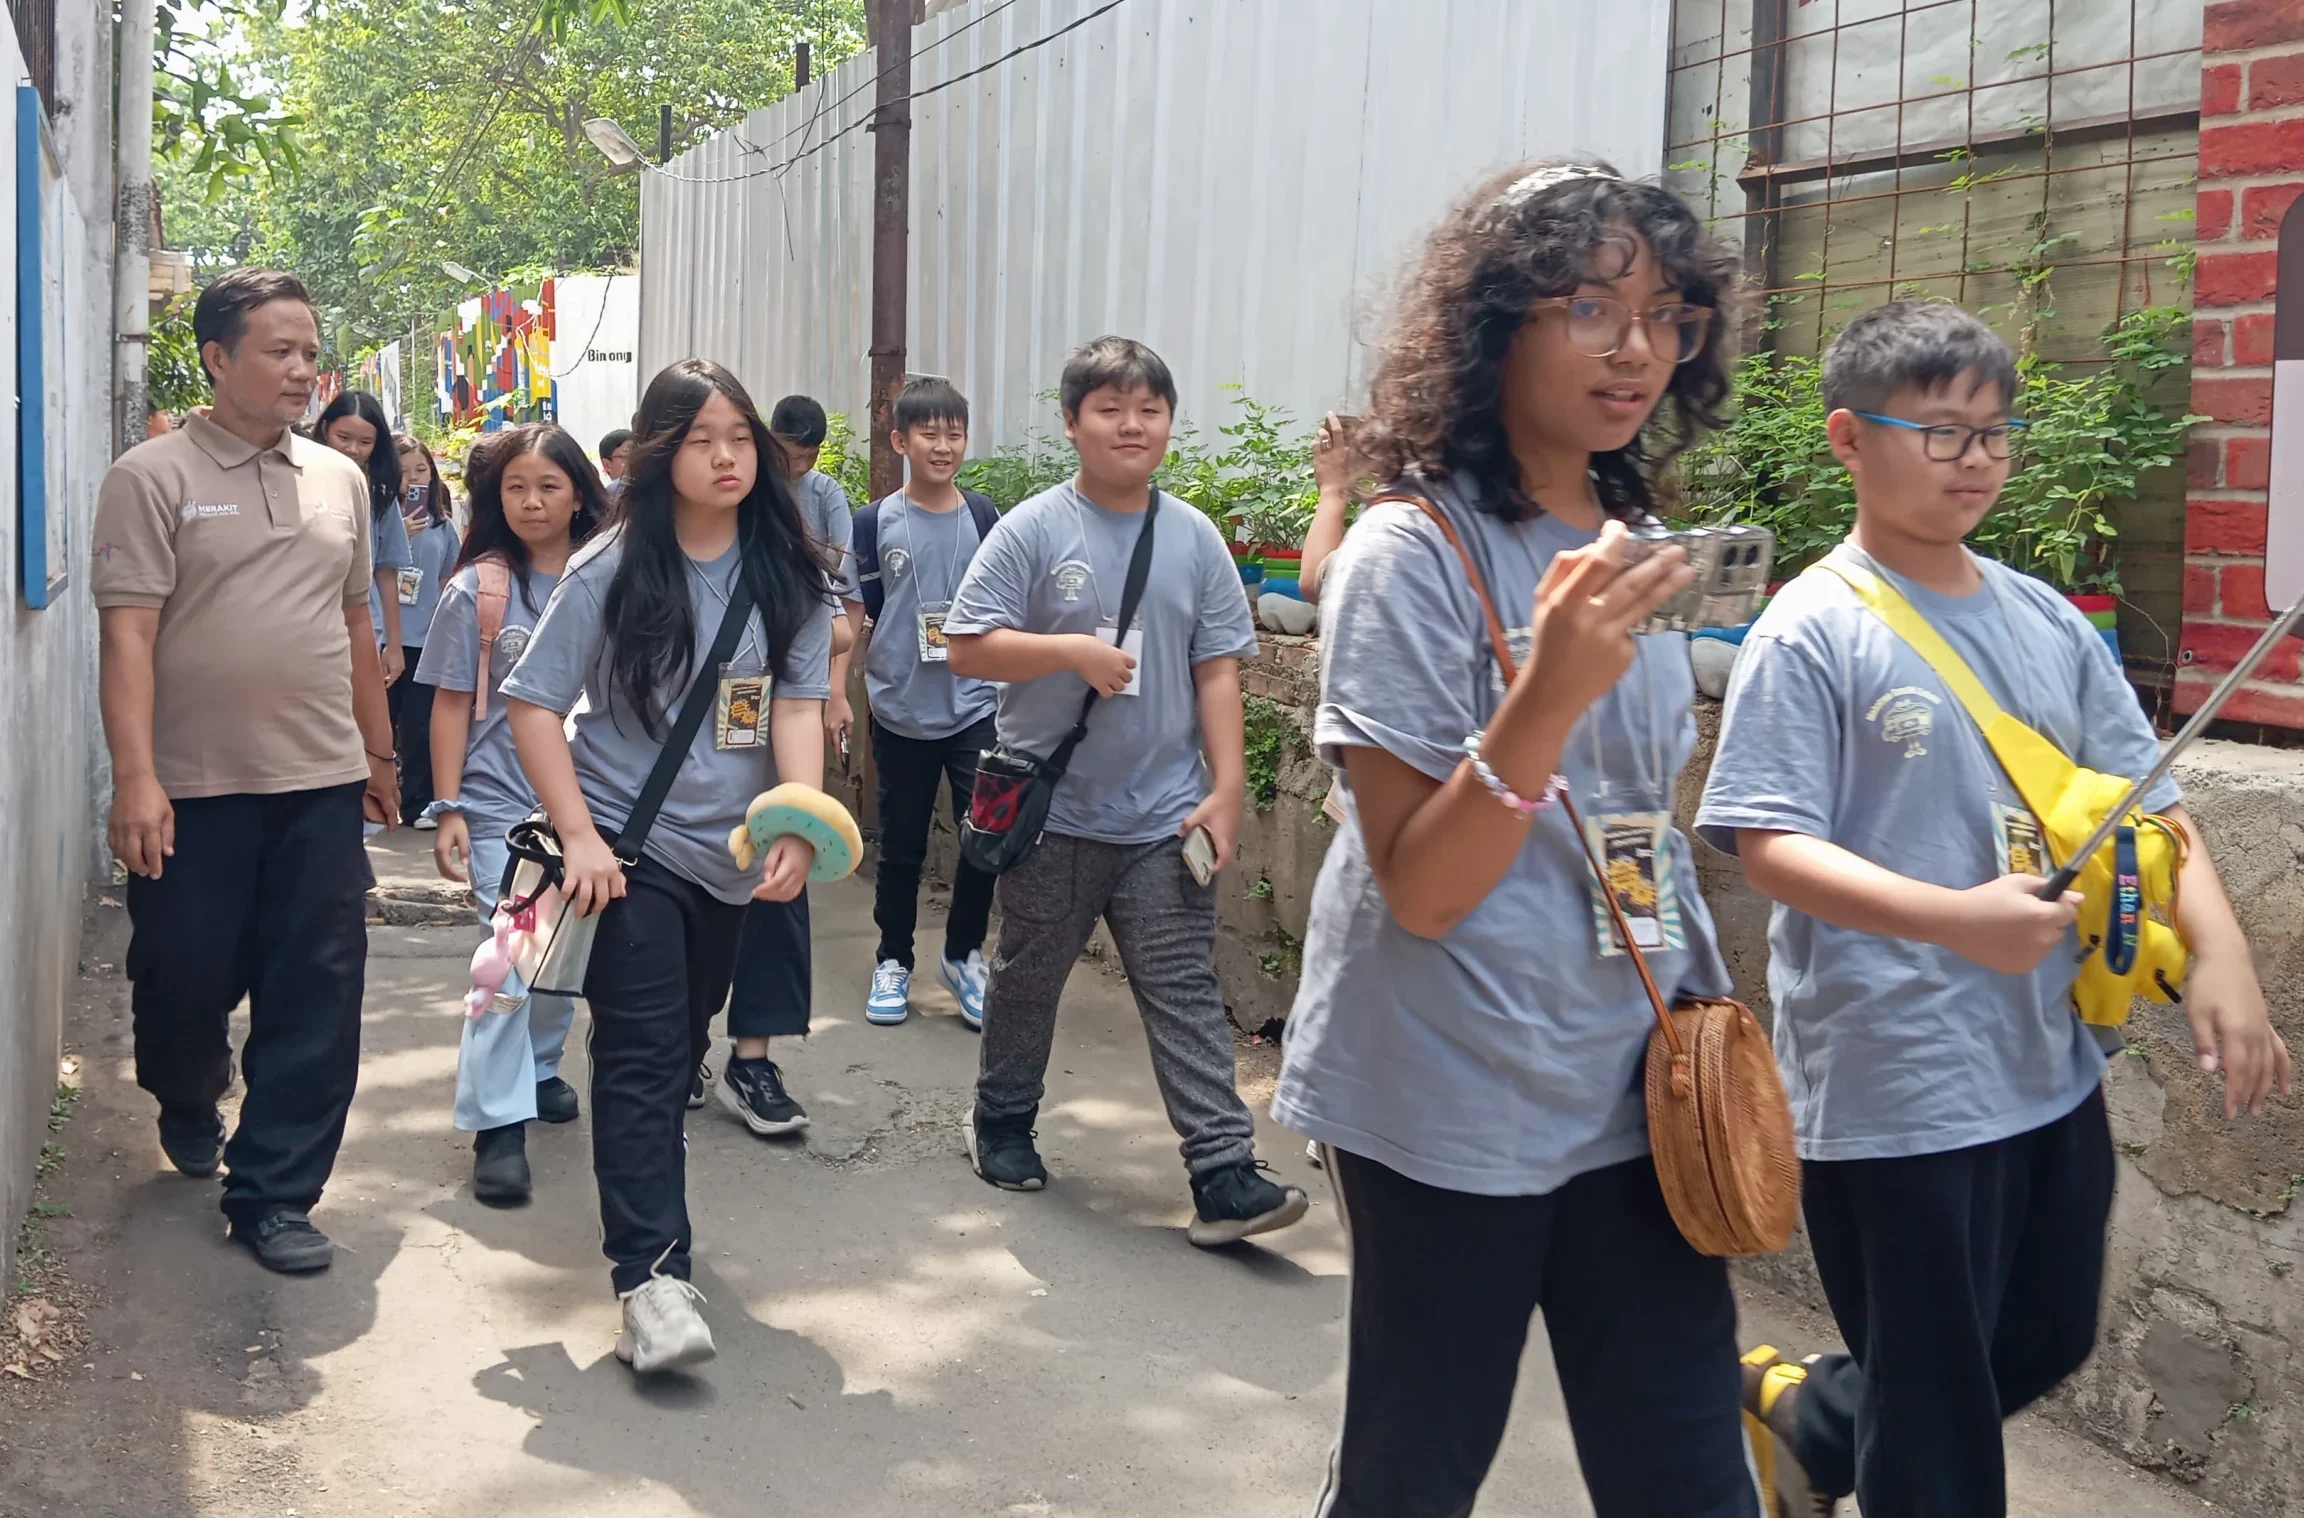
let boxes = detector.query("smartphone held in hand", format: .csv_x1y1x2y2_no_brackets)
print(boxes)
1183,826,1219,886
1620,521,1774,634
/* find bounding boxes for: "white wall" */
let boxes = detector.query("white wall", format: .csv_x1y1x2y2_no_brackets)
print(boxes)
0,41,112,1277
551,272,640,462
643,0,1672,449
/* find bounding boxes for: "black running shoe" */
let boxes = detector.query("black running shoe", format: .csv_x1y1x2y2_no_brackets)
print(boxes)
472,1123,532,1206
688,1062,710,1111
534,1076,580,1125
719,1057,810,1136
966,1109,1048,1192
230,1210,334,1273
1187,1160,1310,1247
158,1104,224,1179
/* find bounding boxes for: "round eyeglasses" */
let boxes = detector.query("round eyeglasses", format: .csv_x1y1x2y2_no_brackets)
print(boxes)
1530,297,1716,364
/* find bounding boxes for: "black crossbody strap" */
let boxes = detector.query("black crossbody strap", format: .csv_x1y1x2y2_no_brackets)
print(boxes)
1046,490,1160,776
615,576,758,867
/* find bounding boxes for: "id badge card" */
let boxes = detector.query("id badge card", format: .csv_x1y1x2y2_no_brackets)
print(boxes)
1993,801,2048,878
917,601,952,663
1585,810,1686,957
714,663,769,750
396,566,423,605
1097,618,1145,697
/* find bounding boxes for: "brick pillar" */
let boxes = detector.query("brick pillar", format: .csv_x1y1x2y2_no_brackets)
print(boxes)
2182,0,2304,724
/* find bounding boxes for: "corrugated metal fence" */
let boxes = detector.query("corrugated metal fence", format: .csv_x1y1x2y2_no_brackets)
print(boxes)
642,0,1672,451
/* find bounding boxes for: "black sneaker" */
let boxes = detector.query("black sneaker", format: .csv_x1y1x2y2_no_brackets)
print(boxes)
158,1104,224,1179
688,1063,711,1111
472,1123,532,1206
230,1209,334,1273
966,1109,1048,1192
719,1057,810,1136
1187,1160,1310,1247
534,1076,580,1125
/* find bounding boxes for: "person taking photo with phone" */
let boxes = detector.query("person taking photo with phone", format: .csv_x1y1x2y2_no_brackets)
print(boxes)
1272,163,1756,1516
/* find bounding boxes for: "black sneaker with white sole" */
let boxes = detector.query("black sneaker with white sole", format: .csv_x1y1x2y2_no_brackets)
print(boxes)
966,1109,1048,1191
720,1057,810,1136
1187,1160,1310,1247
688,1062,710,1110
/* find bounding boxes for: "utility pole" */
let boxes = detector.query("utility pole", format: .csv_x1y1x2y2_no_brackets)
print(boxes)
795,40,811,90
115,0,156,460
866,0,911,498
658,103,673,164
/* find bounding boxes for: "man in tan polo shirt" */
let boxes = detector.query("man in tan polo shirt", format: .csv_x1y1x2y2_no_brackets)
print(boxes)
93,267,399,1274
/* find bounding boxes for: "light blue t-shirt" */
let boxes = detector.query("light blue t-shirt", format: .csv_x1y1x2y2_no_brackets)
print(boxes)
945,482,1261,845
1695,544,2179,1162
399,515,462,649
413,560,558,837
861,491,999,741
1272,482,1731,1198
368,497,414,646
797,469,859,599
500,525,836,905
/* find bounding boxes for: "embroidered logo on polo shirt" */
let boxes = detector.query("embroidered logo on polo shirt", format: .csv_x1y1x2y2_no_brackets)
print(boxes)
178,501,241,521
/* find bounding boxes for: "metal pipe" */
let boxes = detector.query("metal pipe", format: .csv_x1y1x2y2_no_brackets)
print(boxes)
866,0,911,500
116,0,155,460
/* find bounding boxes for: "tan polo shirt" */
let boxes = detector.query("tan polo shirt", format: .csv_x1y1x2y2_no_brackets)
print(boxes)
91,416,377,799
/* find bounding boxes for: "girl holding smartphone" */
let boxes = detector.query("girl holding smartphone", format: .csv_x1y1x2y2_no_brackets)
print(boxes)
502,360,836,1375
1275,162,1753,1515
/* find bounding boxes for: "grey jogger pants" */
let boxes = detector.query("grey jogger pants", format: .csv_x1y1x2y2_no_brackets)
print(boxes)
976,831,1257,1176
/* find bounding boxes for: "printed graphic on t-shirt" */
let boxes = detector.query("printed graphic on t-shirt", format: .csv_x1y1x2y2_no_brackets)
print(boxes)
1866,685,1941,759
1052,559,1092,602
489,625,532,687
883,547,912,580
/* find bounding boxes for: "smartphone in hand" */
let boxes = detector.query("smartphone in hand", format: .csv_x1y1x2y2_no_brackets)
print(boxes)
1183,825,1219,886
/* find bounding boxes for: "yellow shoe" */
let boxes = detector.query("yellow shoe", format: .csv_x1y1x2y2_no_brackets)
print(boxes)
1740,1345,1836,1517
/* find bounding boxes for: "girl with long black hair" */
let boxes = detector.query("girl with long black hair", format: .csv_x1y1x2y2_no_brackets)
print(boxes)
392,433,464,825
417,424,605,1205
1272,162,1756,1515
502,360,835,1374
316,390,414,688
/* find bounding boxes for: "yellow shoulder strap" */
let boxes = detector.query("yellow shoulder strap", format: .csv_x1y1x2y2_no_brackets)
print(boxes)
1811,553,2069,825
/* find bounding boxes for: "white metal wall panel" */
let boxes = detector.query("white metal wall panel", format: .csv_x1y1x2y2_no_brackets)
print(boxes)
643,0,1672,453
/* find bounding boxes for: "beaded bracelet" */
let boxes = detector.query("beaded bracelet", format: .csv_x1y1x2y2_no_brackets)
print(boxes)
1463,732,1565,818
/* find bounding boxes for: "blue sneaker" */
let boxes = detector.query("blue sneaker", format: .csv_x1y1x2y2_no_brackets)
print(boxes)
940,951,988,1031
866,959,911,1025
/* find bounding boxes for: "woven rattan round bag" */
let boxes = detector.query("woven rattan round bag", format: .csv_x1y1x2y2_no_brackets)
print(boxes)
1383,490,1802,1257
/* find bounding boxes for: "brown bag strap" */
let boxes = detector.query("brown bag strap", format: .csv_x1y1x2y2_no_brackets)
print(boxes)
1368,490,1687,1065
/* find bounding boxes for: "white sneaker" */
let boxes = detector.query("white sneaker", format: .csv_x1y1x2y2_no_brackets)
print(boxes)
615,1274,717,1374
866,959,911,1026
413,814,438,832
939,950,989,1031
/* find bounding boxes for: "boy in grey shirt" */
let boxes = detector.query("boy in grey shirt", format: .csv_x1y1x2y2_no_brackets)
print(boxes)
850,378,1004,1029
1697,302,2289,1517
945,337,1308,1248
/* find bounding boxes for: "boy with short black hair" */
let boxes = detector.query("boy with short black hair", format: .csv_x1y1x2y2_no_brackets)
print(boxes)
850,377,1004,1028
1697,300,2290,1518
944,337,1308,1247
597,427,634,483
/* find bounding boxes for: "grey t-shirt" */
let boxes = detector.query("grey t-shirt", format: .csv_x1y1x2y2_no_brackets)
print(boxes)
414,561,559,836
1695,545,2179,1162
400,516,462,649
797,469,859,599
860,491,999,740
500,525,836,905
945,482,1260,844
1272,483,1731,1197
368,496,414,645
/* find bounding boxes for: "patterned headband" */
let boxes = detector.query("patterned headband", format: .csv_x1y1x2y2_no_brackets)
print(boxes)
1488,163,1621,219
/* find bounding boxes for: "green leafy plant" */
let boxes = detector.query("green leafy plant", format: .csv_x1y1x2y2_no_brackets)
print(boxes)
1247,876,1275,901
1158,387,1318,547
818,412,876,509
958,427,1078,511
147,296,207,416
1241,696,1293,811
1676,307,2199,594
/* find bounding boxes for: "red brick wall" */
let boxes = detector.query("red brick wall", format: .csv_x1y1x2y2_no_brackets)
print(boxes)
2182,0,2304,726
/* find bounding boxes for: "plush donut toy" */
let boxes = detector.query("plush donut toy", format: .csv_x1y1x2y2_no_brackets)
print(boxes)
727,783,864,883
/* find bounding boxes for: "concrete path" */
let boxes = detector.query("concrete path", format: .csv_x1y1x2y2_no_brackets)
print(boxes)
0,835,2214,1517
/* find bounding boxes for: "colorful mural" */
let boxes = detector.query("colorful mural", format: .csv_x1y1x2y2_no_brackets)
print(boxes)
436,279,557,431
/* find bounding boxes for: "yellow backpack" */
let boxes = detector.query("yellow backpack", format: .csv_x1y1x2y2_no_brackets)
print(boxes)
1816,555,2187,1027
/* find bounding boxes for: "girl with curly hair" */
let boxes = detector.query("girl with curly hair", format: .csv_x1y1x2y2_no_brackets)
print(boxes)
1273,162,1756,1515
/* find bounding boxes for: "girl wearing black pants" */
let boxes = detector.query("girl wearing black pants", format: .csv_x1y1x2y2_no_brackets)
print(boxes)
1272,162,1753,1515
504,360,835,1376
